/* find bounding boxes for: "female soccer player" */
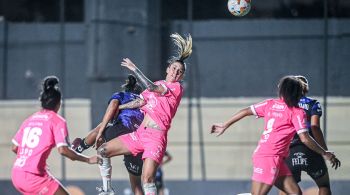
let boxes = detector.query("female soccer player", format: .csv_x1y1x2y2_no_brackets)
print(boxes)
95,32,192,195
71,74,145,195
211,76,340,195
279,75,340,195
11,76,98,195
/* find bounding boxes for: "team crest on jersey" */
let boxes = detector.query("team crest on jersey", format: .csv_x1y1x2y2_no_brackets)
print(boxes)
145,93,158,112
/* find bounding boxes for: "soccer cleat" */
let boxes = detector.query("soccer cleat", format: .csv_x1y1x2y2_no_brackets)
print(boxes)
71,138,84,153
96,186,115,195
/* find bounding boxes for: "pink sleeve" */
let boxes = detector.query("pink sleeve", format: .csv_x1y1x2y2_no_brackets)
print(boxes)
250,99,269,117
53,121,69,147
164,82,183,98
292,108,308,134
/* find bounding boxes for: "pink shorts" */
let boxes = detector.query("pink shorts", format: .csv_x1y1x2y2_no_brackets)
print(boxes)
120,124,167,164
252,155,292,185
11,169,61,195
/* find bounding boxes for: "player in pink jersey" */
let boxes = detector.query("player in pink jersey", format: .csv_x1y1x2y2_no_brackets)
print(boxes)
11,76,98,195
93,33,192,195
211,76,340,195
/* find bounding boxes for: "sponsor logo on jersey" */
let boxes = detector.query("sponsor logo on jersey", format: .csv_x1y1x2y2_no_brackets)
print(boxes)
292,152,308,166
271,103,286,111
298,103,310,110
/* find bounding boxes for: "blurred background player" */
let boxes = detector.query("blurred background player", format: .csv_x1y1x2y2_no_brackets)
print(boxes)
94,32,192,195
211,75,340,195
156,151,172,195
279,75,341,195
11,76,98,195
71,74,144,195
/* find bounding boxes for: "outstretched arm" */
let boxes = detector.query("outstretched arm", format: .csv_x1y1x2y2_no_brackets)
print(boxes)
162,151,172,165
119,98,146,110
58,145,98,164
211,107,253,136
94,99,120,146
121,58,166,94
298,132,341,169
310,115,328,150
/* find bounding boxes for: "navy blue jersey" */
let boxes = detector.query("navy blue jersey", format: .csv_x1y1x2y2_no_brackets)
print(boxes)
109,92,144,131
290,96,322,147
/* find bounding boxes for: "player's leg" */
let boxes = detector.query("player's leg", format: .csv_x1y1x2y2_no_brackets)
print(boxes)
71,123,102,153
279,147,302,195
142,158,159,195
251,180,273,195
54,185,69,195
274,157,302,195
274,175,302,195
97,136,133,193
306,149,331,195
128,173,143,195
155,168,164,195
124,154,144,195
315,173,331,195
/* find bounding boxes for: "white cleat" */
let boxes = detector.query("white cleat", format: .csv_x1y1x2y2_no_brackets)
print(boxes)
96,186,116,195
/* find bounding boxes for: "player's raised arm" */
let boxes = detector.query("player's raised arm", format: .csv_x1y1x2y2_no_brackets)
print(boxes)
121,58,165,94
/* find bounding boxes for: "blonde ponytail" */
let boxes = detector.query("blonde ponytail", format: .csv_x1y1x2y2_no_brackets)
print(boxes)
168,33,192,70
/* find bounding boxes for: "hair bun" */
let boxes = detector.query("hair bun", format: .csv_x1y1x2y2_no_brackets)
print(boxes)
127,74,137,86
43,75,59,91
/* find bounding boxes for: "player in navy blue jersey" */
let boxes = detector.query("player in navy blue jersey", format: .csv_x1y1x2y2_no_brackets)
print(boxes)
280,75,341,195
71,74,144,195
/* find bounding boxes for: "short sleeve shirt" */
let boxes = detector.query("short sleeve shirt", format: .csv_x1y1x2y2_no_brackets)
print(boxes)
140,80,183,131
12,110,68,174
250,99,307,157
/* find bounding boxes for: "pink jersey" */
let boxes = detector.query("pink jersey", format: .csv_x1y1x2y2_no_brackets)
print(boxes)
12,110,69,175
250,99,307,157
140,80,183,131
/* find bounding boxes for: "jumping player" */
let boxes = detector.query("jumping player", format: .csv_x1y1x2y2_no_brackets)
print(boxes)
94,32,192,195
11,76,98,195
279,75,341,195
211,76,340,195
71,74,144,195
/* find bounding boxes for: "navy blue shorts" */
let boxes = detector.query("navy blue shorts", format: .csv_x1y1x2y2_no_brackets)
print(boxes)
285,144,328,183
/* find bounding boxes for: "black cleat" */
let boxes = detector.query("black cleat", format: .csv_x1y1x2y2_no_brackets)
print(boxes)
71,138,84,153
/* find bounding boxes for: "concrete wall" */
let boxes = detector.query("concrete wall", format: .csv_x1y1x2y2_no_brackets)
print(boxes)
0,23,90,99
1,19,349,128
169,19,350,97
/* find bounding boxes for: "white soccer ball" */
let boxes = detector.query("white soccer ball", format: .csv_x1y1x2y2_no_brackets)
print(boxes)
227,0,251,17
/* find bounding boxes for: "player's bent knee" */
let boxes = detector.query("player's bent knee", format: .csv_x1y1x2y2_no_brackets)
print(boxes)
97,144,109,158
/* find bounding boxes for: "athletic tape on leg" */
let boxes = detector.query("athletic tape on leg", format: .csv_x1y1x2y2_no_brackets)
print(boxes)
143,183,157,195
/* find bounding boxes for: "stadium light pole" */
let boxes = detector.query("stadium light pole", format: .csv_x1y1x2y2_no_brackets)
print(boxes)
186,0,207,181
323,0,328,139
187,0,193,181
59,0,66,182
1,16,8,99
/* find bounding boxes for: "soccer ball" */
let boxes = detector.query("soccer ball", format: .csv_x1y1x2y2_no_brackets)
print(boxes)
227,0,251,17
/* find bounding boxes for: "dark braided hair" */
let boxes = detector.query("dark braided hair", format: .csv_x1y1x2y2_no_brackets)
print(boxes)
278,76,303,108
121,74,143,94
39,76,61,110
